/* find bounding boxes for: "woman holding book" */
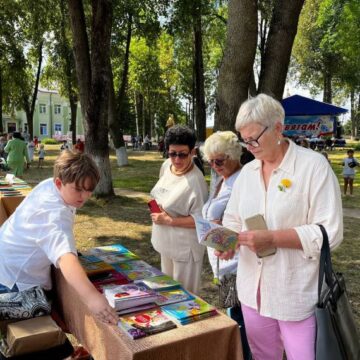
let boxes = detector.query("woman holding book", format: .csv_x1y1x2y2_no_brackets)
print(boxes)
218,94,343,360
202,130,251,360
150,125,208,295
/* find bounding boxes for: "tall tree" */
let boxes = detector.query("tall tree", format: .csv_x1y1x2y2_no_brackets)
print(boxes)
215,0,305,131
67,0,114,196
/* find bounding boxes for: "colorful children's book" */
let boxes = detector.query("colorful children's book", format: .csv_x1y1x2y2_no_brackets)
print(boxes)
117,308,177,339
194,216,238,252
95,252,140,264
91,270,130,292
155,287,195,306
104,283,158,311
162,296,218,325
138,275,181,291
116,268,164,282
116,303,157,316
89,244,129,256
113,260,153,272
78,257,113,276
78,253,102,264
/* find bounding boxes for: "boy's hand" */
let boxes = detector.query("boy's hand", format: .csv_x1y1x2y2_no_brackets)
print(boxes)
86,292,118,325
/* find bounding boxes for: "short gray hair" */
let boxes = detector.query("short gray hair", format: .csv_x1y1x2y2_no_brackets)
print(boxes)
202,131,242,161
235,94,285,131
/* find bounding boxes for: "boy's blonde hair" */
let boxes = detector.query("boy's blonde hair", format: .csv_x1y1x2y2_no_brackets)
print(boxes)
54,151,100,191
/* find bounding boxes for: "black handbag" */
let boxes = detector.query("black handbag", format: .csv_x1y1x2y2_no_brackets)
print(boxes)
315,225,360,360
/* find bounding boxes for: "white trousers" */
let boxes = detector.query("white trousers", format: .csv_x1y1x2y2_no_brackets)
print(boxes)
160,253,203,295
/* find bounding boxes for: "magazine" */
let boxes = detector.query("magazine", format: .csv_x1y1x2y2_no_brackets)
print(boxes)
89,243,129,255
118,308,177,339
194,216,238,252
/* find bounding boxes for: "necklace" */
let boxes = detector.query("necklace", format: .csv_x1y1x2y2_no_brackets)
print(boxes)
171,161,194,176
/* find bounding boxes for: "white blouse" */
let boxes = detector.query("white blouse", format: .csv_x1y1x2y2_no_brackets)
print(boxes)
223,140,343,321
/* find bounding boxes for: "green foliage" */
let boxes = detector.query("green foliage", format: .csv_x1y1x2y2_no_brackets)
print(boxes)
41,138,58,145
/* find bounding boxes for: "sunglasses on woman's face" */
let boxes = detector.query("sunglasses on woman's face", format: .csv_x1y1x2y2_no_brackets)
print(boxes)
208,157,227,167
168,151,190,159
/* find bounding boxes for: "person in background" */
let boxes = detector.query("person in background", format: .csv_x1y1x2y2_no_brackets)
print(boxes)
219,94,343,360
74,139,85,154
0,151,117,324
27,139,36,163
201,131,251,360
4,132,29,177
150,125,208,294
342,148,359,197
38,144,45,169
60,140,70,152
0,136,7,159
33,135,39,149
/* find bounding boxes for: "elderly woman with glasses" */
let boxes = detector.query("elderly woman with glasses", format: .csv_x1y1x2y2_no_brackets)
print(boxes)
202,131,251,360
219,94,343,360
150,125,208,294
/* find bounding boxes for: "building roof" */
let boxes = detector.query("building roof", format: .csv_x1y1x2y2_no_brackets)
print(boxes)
281,95,348,116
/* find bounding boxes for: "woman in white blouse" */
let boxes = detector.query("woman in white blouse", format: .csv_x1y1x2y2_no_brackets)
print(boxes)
219,94,343,360
202,131,251,360
150,125,208,294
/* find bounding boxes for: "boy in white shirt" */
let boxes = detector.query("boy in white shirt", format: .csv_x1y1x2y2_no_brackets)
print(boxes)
0,151,118,325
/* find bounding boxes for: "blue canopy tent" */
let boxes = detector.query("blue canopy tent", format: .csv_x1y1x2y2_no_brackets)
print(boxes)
281,95,348,138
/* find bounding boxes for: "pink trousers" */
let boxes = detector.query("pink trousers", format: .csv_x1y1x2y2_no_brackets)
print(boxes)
241,304,316,360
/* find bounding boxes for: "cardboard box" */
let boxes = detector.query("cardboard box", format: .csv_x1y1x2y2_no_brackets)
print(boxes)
6,316,66,356
0,196,24,226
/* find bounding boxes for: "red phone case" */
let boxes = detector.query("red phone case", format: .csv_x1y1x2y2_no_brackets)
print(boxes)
148,199,161,213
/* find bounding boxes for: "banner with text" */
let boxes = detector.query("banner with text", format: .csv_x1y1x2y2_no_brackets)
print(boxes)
283,115,335,137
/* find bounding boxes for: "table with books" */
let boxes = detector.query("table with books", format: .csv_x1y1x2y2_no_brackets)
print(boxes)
54,244,243,360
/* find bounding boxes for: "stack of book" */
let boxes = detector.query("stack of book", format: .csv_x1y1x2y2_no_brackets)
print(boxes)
162,296,218,325
155,287,194,306
104,283,159,312
117,308,177,339
91,270,129,292
138,275,181,291
78,255,114,277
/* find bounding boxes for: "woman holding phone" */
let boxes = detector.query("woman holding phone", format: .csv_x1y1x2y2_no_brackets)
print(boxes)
219,94,343,359
150,125,207,294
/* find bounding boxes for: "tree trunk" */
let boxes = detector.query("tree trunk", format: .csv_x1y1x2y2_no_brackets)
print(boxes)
258,0,305,100
69,98,78,144
68,0,114,197
350,89,355,139
0,68,3,133
193,0,206,142
214,0,258,131
323,70,332,103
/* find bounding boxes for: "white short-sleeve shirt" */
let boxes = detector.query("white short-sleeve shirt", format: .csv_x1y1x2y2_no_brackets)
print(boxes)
0,178,77,291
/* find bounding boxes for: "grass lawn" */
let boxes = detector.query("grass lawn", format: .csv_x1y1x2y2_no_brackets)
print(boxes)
17,144,360,330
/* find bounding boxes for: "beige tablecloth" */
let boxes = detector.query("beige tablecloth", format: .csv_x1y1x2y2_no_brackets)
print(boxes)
54,271,243,360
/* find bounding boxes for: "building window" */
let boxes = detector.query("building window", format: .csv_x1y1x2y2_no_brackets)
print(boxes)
54,105,61,114
54,124,62,134
39,104,46,114
40,123,47,136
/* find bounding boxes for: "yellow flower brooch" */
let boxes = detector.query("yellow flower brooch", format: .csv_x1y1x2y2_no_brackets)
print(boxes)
278,178,292,192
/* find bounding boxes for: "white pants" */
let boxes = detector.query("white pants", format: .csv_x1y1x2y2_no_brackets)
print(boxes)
161,253,203,295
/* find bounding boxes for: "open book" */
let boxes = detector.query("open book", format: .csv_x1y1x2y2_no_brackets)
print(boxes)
194,216,238,252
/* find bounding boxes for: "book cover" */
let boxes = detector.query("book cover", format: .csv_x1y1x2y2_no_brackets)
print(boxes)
116,303,157,316
194,216,238,252
138,275,181,291
118,308,177,339
95,252,140,264
91,271,130,292
78,253,102,264
104,283,158,310
162,296,217,324
113,260,153,272
78,258,113,276
155,287,195,306
117,267,163,282
89,244,129,256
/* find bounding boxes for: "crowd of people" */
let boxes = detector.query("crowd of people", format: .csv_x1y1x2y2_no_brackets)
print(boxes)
0,93,353,359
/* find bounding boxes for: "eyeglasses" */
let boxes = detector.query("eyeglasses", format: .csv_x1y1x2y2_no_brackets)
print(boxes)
168,151,190,159
240,126,268,148
208,157,228,167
